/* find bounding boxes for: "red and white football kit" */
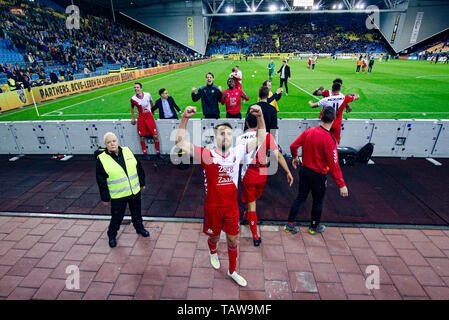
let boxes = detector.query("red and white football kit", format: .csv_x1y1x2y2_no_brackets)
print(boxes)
130,92,157,137
237,131,278,203
221,88,247,115
308,58,312,68
229,71,242,90
193,144,248,237
317,93,355,143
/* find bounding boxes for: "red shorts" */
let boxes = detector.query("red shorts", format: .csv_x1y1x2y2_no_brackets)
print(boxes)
137,115,158,137
241,176,266,203
203,202,240,237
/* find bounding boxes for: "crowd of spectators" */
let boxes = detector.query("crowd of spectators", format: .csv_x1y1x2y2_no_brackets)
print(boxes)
0,0,200,91
207,15,386,55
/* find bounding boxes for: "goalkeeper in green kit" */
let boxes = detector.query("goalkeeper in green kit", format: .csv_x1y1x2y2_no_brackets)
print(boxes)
267,60,275,82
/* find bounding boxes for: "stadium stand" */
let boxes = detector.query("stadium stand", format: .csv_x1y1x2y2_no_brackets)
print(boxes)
207,15,387,55
0,0,201,90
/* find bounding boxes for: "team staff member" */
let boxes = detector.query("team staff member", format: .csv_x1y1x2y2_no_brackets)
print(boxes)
152,88,182,119
175,105,266,287
262,80,283,112
131,82,164,160
245,86,278,134
221,78,249,119
284,107,349,235
96,132,150,248
276,60,290,96
237,113,293,246
192,72,223,119
267,60,275,82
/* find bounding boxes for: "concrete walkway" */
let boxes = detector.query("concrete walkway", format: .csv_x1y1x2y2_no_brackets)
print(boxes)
0,216,449,300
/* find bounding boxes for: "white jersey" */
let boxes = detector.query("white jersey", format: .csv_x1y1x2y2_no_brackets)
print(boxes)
130,92,153,115
236,130,258,179
317,93,347,112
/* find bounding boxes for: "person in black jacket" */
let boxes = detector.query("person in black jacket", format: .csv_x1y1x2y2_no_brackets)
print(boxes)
96,132,149,248
245,86,278,134
277,60,291,96
49,70,58,84
152,88,182,119
191,72,223,118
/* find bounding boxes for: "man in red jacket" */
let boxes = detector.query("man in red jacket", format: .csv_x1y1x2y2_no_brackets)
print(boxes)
284,106,349,235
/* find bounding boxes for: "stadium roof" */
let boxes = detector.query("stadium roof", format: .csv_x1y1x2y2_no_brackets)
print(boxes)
53,0,408,12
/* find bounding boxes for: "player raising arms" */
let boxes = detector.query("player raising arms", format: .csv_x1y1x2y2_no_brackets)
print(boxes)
175,105,266,287
313,78,353,113
221,78,249,119
309,82,359,144
130,82,164,160
237,113,293,246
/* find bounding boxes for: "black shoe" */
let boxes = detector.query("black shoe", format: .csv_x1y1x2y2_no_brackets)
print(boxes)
108,238,117,248
253,237,262,247
156,153,165,160
136,228,150,237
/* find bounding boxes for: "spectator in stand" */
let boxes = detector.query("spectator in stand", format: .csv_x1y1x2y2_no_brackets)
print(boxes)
49,70,58,84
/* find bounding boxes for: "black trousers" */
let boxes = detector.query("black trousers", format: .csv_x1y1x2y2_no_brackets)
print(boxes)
287,166,327,228
107,192,144,239
226,112,241,119
356,65,361,73
280,78,288,94
204,113,220,119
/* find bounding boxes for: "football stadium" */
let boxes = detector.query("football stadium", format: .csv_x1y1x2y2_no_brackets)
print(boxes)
0,0,449,304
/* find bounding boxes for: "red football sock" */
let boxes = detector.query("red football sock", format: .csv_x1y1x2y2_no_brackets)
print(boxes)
228,245,238,274
140,141,147,154
155,140,160,153
247,211,259,240
207,238,217,255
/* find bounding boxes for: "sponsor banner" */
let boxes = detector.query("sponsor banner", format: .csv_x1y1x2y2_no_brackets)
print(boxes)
187,17,194,47
391,15,400,44
0,89,34,112
410,12,424,44
10,7,25,15
0,60,210,112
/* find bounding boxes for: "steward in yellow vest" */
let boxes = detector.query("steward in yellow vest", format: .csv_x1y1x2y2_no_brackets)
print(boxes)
96,132,149,248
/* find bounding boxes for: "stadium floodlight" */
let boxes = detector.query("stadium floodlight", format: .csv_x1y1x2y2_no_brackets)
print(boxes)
338,3,343,9
313,4,320,10
269,4,277,11
359,2,365,9
332,4,337,9
225,6,233,13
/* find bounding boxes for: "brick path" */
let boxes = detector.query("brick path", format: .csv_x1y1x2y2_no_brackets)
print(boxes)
0,216,449,300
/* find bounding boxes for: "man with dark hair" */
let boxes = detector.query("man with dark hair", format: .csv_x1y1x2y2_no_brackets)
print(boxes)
130,82,164,160
262,80,283,111
285,106,349,235
368,56,375,73
192,72,223,119
221,78,249,119
176,104,266,287
309,82,359,144
245,86,278,133
237,113,293,246
276,60,290,96
313,78,353,116
152,88,182,119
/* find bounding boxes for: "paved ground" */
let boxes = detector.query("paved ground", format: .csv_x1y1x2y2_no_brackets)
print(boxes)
0,216,449,300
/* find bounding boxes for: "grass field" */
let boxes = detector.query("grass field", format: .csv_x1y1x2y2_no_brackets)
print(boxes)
1,59,448,121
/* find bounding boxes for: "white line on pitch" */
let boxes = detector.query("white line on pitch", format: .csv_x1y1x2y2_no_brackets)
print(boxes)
288,81,320,100
40,64,206,117
426,158,442,166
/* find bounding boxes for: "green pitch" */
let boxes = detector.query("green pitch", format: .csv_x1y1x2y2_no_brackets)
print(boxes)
1,59,448,121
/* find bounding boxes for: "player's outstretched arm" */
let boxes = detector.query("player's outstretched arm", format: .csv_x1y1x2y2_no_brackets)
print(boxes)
309,100,319,108
274,150,294,187
130,103,136,125
247,105,266,153
175,107,196,156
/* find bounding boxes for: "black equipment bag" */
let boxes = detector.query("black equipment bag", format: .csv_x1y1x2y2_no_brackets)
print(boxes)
337,146,357,166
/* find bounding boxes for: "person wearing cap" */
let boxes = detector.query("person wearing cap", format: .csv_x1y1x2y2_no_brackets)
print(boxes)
96,132,149,248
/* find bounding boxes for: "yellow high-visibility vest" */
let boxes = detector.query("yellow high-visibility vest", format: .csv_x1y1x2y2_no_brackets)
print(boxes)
98,147,141,199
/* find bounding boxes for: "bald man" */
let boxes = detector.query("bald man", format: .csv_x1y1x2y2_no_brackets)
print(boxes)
96,132,149,248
